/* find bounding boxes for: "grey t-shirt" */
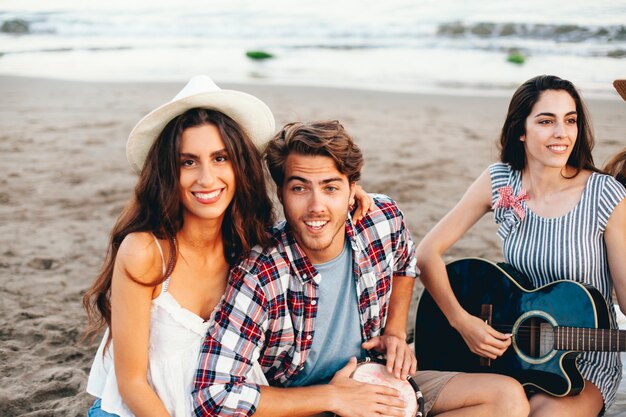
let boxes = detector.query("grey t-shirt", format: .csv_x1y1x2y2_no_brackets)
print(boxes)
287,240,366,386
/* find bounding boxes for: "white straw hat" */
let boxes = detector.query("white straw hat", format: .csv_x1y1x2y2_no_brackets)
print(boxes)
126,75,275,173
614,79,626,101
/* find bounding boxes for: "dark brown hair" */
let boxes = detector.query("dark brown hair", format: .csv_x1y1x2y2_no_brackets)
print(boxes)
604,148,626,187
264,120,363,186
500,75,598,175
83,108,274,341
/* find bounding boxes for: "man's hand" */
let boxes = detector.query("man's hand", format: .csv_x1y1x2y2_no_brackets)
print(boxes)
328,357,406,417
361,335,417,380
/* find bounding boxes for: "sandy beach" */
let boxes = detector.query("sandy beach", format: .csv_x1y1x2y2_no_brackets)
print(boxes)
1,76,625,416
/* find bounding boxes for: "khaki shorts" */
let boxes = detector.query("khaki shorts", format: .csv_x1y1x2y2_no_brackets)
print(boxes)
412,370,459,416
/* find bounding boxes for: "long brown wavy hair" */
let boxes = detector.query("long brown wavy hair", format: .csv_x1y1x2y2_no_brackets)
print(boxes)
83,108,274,342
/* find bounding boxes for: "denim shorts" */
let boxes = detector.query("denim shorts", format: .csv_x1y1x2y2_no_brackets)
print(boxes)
87,398,120,417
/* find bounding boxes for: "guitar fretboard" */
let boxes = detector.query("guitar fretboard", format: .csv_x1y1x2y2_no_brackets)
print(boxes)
554,327,626,352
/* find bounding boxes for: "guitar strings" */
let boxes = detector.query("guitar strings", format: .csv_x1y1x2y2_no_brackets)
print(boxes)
487,324,619,331
472,324,621,345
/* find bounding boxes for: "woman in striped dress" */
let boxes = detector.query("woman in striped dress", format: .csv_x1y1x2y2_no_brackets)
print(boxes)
416,75,626,417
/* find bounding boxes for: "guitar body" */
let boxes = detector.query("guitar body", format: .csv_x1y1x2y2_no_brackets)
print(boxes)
414,258,611,396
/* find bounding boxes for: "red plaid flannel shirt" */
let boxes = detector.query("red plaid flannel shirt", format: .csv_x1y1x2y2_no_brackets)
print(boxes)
192,195,417,416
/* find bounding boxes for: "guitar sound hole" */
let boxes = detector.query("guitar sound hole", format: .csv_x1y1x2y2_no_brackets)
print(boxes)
515,316,554,359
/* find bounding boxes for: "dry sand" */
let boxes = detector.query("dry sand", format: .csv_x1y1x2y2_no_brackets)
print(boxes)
1,76,625,416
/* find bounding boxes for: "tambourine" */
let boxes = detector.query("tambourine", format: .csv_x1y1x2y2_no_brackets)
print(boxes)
335,357,424,417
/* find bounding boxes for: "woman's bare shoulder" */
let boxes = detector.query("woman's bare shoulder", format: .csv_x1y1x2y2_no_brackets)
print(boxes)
116,232,165,286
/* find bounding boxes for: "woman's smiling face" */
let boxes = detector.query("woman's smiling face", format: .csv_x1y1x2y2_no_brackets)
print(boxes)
521,89,578,170
178,123,236,225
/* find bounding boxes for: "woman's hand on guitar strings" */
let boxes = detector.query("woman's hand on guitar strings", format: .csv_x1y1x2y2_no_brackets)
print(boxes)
454,312,512,359
361,335,418,380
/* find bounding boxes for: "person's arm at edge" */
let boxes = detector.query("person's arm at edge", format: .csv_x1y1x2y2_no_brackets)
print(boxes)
415,168,511,359
383,276,414,342
111,233,171,417
255,385,338,417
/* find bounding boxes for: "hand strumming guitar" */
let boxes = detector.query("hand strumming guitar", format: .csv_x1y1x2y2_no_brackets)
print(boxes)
451,309,512,360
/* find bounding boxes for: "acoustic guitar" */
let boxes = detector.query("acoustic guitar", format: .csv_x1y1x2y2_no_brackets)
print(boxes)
414,258,625,396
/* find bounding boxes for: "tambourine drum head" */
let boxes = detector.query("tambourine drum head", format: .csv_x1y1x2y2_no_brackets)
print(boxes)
351,362,418,417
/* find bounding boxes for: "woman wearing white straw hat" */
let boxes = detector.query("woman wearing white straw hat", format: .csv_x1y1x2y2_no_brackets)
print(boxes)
81,76,372,417
81,75,277,417
416,75,626,417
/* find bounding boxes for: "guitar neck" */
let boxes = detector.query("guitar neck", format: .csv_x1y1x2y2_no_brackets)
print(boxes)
555,327,626,352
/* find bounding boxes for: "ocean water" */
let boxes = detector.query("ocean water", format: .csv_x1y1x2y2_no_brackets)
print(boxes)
1,0,626,97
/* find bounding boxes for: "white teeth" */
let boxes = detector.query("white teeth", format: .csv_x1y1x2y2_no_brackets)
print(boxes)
194,190,221,199
548,145,567,151
305,220,327,228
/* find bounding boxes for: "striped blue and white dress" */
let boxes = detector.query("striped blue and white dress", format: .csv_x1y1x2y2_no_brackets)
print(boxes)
489,162,626,410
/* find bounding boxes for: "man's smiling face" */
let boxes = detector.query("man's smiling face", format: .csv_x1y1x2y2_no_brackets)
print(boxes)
279,153,355,264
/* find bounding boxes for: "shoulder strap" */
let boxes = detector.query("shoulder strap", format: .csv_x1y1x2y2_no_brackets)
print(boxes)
151,234,170,294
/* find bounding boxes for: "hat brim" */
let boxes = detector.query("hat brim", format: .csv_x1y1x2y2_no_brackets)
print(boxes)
614,80,626,101
126,90,275,173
